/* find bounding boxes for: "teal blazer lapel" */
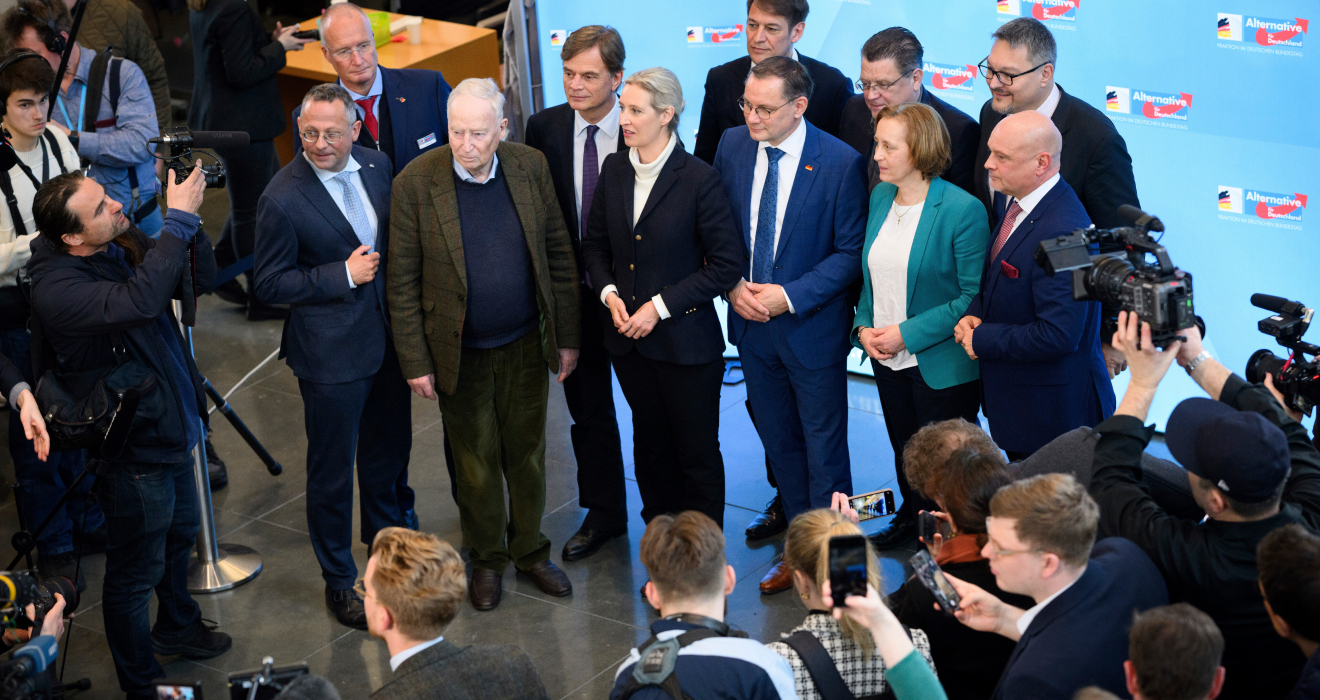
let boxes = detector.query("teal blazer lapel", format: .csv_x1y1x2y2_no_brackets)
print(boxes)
906,177,947,315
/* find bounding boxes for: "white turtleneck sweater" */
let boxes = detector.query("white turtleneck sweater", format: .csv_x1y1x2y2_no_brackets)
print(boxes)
600,131,680,319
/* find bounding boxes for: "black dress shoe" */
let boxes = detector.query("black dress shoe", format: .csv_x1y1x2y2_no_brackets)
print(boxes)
562,524,626,562
325,588,368,630
471,568,503,610
519,560,572,597
745,495,787,539
211,279,248,306
246,300,289,321
151,618,233,659
869,508,917,550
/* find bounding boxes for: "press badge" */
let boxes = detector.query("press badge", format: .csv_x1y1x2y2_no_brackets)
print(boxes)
417,133,438,149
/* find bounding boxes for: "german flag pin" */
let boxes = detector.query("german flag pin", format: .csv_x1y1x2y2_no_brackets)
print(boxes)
399,97,406,102
804,164,813,171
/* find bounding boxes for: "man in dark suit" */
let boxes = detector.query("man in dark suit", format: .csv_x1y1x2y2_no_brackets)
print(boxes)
972,18,1138,230
253,84,413,630
292,2,450,176
523,25,629,562
945,474,1169,700
712,57,866,593
955,111,1115,460
692,0,852,165
837,27,979,194
364,527,550,700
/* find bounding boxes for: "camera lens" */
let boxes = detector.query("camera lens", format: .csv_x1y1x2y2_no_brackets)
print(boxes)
1082,256,1136,305
1246,349,1286,385
33,576,79,624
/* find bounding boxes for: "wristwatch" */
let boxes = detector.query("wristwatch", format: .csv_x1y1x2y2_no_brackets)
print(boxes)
1184,351,1212,375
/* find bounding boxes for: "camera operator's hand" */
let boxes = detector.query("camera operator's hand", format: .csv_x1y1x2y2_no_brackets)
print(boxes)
1113,311,1181,392
1169,323,1232,401
1264,372,1305,423
347,245,380,285
274,22,315,51
167,161,206,216
39,595,66,641
15,389,49,462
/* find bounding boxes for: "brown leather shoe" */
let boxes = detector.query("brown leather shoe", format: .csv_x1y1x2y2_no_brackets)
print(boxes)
759,560,793,594
520,560,572,597
470,568,503,611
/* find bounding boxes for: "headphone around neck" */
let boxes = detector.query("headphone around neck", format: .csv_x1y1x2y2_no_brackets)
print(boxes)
14,0,67,56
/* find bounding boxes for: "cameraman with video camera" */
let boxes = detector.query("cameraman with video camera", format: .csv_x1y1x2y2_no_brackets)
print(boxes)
1089,311,1320,700
26,163,231,700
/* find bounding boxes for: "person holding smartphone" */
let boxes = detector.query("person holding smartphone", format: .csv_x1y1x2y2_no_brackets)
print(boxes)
818,576,948,699
769,509,938,700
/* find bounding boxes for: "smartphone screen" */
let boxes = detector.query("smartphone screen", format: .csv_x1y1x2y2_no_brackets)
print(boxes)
847,489,896,522
827,535,869,606
910,549,961,615
155,683,202,700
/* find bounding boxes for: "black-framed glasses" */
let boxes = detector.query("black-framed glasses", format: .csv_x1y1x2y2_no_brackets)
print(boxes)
737,97,794,120
855,71,915,95
977,57,1051,86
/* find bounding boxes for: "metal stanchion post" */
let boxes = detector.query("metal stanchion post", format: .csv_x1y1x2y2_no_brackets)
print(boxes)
178,303,261,592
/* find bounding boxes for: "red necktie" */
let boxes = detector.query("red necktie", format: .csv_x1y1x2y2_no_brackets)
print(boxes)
355,96,379,142
989,200,1023,261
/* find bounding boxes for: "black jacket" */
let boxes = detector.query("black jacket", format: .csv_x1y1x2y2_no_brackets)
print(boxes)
580,142,742,365
838,88,981,196
890,553,1034,700
27,212,217,464
693,53,853,165
524,102,627,267
1293,649,1320,700
1091,374,1320,700
973,85,1139,229
188,0,289,140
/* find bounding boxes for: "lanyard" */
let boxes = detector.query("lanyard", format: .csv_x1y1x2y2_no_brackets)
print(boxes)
56,82,86,134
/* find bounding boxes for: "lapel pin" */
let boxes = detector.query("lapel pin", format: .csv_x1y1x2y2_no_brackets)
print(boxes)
398,97,406,103
804,164,813,171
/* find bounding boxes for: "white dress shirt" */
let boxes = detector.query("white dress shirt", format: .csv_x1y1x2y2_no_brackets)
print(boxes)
1001,172,1061,245
598,132,679,319
389,635,444,672
452,152,500,184
343,68,384,127
1015,569,1083,636
573,99,620,220
304,153,379,289
747,118,807,313
868,200,924,370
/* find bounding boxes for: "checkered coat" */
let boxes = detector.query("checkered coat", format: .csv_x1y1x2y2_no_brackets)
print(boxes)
768,612,937,700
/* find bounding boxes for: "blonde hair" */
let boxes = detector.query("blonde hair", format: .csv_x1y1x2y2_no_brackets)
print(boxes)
989,474,1098,569
369,527,466,641
782,509,882,658
876,102,951,180
623,67,685,134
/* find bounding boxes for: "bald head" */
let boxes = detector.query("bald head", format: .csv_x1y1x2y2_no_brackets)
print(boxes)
984,110,1062,199
321,2,372,33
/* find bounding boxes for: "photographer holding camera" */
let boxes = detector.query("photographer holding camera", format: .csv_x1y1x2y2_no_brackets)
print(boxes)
26,163,231,700
1089,311,1320,700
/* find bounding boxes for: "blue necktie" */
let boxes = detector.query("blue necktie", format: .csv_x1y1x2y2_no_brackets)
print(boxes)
333,171,375,251
753,147,785,284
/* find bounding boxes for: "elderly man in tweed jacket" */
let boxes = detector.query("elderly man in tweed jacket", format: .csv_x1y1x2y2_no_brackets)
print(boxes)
388,78,580,611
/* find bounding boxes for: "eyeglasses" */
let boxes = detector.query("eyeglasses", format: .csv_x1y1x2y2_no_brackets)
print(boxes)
331,40,375,61
737,97,794,121
300,130,347,144
977,58,1051,86
986,545,1041,559
855,71,915,95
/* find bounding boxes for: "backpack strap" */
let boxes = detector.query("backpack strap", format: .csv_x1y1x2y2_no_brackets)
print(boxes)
0,170,27,240
82,49,112,134
783,630,856,700
81,52,150,223
616,629,725,700
42,130,68,175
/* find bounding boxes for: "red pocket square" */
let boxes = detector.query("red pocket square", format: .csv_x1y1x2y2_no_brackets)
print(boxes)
1000,260,1020,278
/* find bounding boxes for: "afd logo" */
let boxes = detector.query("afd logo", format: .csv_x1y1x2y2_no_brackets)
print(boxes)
998,0,1078,21
687,25,743,44
1105,86,1192,120
1217,13,1308,46
923,62,977,92
1219,186,1308,221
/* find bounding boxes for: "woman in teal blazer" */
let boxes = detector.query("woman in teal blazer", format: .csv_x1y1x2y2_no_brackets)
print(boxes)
851,103,989,546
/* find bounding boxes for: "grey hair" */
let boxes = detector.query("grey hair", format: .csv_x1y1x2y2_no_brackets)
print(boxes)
321,2,373,35
623,67,685,134
301,83,359,125
447,77,505,123
992,18,1057,68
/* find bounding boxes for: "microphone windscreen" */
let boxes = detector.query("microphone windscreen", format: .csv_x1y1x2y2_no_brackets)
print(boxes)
185,131,251,149
272,674,341,700
1250,293,1291,314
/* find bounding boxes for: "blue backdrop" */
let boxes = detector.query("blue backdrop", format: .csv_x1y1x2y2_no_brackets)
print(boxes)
535,0,1318,430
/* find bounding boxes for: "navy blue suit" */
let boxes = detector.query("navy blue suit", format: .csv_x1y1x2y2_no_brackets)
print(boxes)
713,122,866,520
253,146,413,589
965,177,1115,455
293,66,451,177
993,538,1169,699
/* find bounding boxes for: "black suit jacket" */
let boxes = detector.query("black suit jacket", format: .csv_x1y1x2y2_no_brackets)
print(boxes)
580,143,743,365
974,85,1139,229
693,53,853,164
524,102,627,265
371,640,549,700
838,88,981,196
188,0,287,140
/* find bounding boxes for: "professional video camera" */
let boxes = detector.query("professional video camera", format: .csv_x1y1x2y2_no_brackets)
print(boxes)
1034,205,1195,348
149,129,251,189
1246,294,1320,417
0,572,81,700
0,571,79,632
